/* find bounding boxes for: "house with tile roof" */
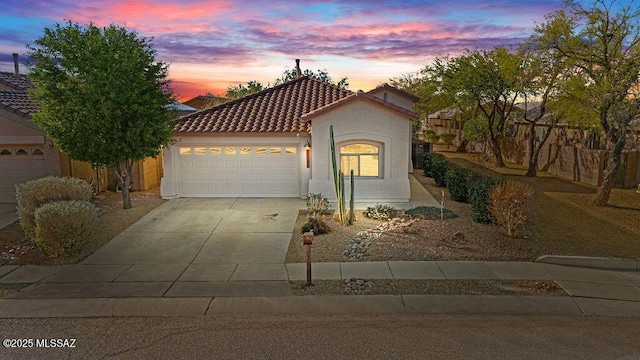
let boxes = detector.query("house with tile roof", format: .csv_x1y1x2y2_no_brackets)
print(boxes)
161,76,420,203
0,64,167,202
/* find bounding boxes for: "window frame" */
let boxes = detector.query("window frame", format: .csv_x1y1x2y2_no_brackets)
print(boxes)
338,141,382,178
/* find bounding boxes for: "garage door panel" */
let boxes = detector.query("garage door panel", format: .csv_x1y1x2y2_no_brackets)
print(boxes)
0,146,49,203
178,145,299,197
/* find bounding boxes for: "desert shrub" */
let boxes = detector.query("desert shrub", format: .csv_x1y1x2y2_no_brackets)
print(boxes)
444,167,472,202
468,177,496,224
423,152,449,186
426,133,440,144
431,155,450,187
488,180,534,237
422,129,436,141
306,193,329,216
405,206,458,219
16,176,93,240
301,216,330,236
34,200,97,258
363,204,397,220
440,133,457,147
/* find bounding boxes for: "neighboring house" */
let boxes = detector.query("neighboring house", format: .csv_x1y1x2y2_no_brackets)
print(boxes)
424,107,464,145
183,94,227,110
161,76,420,203
0,64,165,202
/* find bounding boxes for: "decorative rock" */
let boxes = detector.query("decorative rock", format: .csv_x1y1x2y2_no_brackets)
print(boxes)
344,278,374,295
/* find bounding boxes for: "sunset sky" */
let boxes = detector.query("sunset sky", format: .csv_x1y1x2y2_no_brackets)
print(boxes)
0,0,567,100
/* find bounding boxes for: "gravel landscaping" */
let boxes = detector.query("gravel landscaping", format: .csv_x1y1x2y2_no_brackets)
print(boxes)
290,279,567,296
0,189,165,266
286,151,640,264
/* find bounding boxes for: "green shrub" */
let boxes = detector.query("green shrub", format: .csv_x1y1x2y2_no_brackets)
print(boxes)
16,176,93,240
431,155,450,187
444,167,473,202
405,206,458,219
440,133,457,147
423,152,448,181
34,200,97,258
301,216,330,236
489,180,534,237
468,177,497,223
363,204,397,220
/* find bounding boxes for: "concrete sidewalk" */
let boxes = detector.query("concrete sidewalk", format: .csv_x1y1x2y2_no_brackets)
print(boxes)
1,261,639,317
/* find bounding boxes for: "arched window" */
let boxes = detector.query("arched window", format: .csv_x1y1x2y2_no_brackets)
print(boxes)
339,143,381,177
32,149,44,156
16,149,27,155
0,149,11,156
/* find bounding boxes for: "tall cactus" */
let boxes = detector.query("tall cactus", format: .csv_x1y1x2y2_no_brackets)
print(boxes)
330,125,354,226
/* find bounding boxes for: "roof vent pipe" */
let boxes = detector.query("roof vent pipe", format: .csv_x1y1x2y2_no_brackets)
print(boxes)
12,53,19,75
295,59,301,79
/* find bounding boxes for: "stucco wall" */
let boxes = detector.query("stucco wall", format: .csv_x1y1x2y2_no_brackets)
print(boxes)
308,99,412,203
161,134,310,198
368,89,414,110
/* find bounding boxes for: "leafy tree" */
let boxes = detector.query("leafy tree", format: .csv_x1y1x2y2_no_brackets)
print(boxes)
463,116,492,159
534,0,640,205
27,22,175,209
274,68,349,88
518,42,568,177
425,48,525,167
224,80,265,100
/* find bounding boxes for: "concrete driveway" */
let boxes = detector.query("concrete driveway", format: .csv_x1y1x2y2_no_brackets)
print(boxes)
0,204,17,230
83,198,305,267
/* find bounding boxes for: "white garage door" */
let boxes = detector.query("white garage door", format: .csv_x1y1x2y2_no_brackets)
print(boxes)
0,145,49,203
177,145,300,197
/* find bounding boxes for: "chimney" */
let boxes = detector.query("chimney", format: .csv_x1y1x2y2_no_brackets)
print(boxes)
295,59,301,79
12,53,19,75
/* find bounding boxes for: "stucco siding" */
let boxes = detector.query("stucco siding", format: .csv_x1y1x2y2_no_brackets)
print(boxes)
308,99,412,203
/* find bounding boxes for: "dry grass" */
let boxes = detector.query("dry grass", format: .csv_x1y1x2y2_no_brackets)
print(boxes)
0,188,165,266
290,280,567,296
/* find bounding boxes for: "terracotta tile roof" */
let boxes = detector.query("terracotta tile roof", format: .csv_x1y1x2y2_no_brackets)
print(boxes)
0,91,37,118
301,91,420,121
0,72,31,91
174,76,353,133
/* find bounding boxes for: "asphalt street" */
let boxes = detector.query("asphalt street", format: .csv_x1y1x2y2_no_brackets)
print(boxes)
1,314,639,359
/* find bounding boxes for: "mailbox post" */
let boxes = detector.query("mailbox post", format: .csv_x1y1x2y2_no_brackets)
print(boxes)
302,232,314,285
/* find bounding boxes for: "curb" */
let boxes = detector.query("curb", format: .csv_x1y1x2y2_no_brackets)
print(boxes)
0,295,586,318
536,255,640,270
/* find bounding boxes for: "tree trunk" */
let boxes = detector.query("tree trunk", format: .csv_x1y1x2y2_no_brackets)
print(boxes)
456,139,468,153
593,136,625,206
489,135,505,167
115,161,134,209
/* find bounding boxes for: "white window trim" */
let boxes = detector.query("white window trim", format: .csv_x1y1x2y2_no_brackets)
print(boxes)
338,141,383,179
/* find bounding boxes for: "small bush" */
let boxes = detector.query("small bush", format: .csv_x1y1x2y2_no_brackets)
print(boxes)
301,216,330,236
423,152,449,184
363,204,397,220
405,206,458,219
440,133,457,147
468,177,496,224
34,200,97,258
16,176,93,240
431,155,450,187
488,180,534,237
444,168,472,202
306,193,329,216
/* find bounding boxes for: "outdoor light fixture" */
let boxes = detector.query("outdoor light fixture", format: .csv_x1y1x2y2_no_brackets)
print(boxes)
304,141,311,168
